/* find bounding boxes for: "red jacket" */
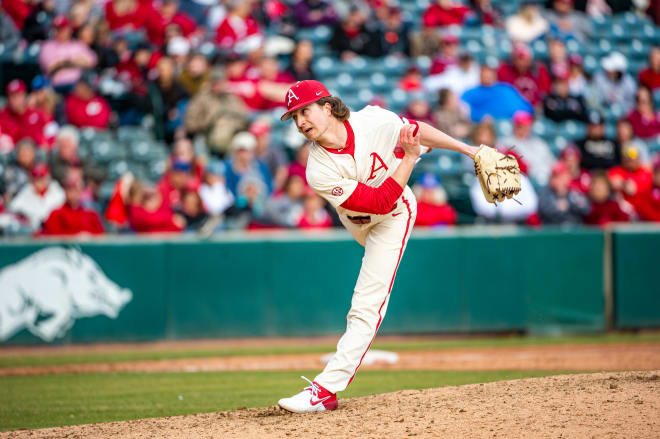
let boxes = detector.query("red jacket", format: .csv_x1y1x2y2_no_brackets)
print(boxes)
415,200,457,226
128,203,183,233
497,62,552,106
105,0,151,31
584,200,629,226
608,166,653,203
422,4,472,27
638,68,660,90
0,106,53,147
626,109,660,139
145,10,196,47
65,94,112,129
41,203,104,235
635,186,660,221
216,14,261,49
2,0,33,28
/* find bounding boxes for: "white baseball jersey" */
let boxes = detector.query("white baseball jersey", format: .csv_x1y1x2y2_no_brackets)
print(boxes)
306,105,427,216
306,105,424,394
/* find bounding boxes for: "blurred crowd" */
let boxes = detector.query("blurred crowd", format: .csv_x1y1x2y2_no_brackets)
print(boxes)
1,0,660,237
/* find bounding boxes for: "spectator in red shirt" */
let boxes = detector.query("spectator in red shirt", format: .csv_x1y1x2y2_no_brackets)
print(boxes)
145,0,197,48
40,173,104,236
497,42,551,107
158,159,195,209
429,32,460,75
635,158,660,221
560,144,591,194
128,181,185,233
470,0,503,27
216,1,264,54
297,189,333,229
0,79,54,148
65,76,112,129
638,46,660,91
423,0,473,28
413,173,457,227
626,86,660,139
105,0,151,31
608,144,653,204
585,171,630,226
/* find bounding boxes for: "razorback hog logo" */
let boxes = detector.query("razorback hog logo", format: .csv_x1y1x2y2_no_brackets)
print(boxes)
331,187,343,196
0,247,132,342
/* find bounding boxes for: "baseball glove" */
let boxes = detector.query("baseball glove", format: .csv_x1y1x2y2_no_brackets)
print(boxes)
473,144,522,203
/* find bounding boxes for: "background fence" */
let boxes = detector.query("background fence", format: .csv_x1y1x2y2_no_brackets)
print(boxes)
0,226,657,345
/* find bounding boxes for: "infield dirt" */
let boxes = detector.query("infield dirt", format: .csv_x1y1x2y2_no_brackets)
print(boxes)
3,370,659,439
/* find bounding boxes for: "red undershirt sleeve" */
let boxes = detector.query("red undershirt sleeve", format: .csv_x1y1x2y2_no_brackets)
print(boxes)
340,177,403,215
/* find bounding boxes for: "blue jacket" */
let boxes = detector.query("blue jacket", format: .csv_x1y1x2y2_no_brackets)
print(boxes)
461,83,533,122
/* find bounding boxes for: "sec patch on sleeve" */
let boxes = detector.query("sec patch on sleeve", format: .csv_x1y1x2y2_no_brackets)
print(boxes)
332,187,344,196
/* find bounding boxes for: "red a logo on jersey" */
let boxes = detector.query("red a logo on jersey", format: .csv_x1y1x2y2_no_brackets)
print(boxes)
367,153,389,181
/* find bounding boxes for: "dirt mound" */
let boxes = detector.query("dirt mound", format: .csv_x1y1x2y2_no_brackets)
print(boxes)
4,370,659,439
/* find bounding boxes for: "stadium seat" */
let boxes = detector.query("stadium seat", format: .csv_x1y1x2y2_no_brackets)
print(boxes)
533,118,557,139
108,160,129,180
557,120,586,141
495,119,513,138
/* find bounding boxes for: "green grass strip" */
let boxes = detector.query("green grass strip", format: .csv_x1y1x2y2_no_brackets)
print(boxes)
0,369,566,431
1,333,658,368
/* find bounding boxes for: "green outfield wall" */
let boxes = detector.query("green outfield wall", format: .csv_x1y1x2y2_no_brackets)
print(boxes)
0,226,655,345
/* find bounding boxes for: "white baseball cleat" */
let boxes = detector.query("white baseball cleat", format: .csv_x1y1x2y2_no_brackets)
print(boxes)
278,376,338,413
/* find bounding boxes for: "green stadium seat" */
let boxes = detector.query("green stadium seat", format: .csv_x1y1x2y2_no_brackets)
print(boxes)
313,57,337,79
495,119,513,137
533,118,557,139
108,160,129,180
557,120,586,141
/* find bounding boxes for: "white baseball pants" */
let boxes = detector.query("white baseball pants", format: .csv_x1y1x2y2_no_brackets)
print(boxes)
315,186,417,393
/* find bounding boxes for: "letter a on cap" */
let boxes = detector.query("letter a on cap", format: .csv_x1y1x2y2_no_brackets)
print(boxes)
287,88,299,106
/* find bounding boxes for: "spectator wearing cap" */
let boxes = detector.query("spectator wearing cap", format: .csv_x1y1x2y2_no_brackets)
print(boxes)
422,0,473,28
40,173,104,235
158,159,194,210
145,0,197,48
216,0,264,54
505,0,549,43
469,144,539,224
576,111,621,170
38,15,97,90
293,0,338,28
433,88,472,139
50,126,106,186
285,40,316,81
634,158,660,221
412,173,457,227
608,144,653,205
500,110,555,186
545,0,591,43
590,52,636,114
184,66,248,157
538,162,590,225
559,144,591,194
64,75,112,129
21,0,55,43
3,138,36,203
584,171,629,225
626,86,660,139
27,75,58,119
0,79,55,148
425,52,480,97
199,160,234,217
262,174,305,227
166,36,192,71
377,7,412,58
638,46,660,91
542,66,588,122
8,163,65,232
251,118,289,191
497,42,552,108
225,131,272,196
461,64,533,122
329,8,383,60
428,31,460,75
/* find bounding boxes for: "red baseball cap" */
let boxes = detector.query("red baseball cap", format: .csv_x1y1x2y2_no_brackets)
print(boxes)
53,15,71,29
31,163,50,178
512,110,534,125
280,80,331,121
6,79,27,95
